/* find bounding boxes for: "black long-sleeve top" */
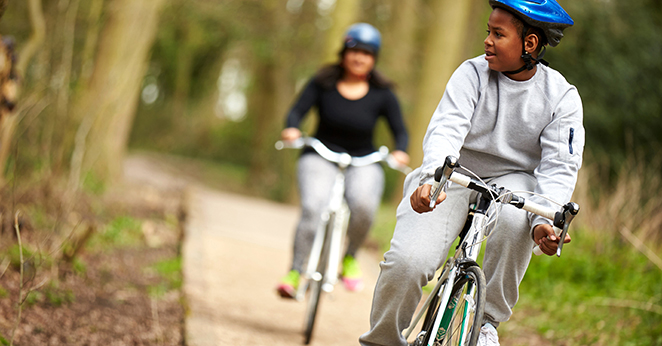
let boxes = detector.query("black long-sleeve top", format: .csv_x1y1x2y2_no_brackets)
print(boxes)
285,79,409,157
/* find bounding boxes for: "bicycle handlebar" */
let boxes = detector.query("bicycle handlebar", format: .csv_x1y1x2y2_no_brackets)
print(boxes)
275,137,412,174
429,156,580,257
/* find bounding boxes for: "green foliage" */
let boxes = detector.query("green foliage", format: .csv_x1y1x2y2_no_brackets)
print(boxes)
0,334,8,346
25,290,43,307
43,282,75,307
152,256,182,290
88,216,143,250
552,0,662,168
8,244,33,270
370,205,398,254
83,171,107,195
519,229,662,345
148,256,182,298
72,258,87,276
0,286,7,299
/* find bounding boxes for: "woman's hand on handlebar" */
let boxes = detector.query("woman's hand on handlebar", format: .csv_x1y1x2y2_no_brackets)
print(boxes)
410,184,445,214
391,150,410,167
533,224,571,256
281,127,302,141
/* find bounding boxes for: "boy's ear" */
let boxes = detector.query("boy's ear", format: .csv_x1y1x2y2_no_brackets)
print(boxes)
524,33,540,54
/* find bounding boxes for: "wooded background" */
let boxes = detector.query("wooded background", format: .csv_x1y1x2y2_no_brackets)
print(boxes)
0,0,661,343
1,0,660,199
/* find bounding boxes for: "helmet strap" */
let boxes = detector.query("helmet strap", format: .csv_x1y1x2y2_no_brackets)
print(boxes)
504,25,549,75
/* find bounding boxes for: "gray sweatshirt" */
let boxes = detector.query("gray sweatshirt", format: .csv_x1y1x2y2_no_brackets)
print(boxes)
419,55,585,231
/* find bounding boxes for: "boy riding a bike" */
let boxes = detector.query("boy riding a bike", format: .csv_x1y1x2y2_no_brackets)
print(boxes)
359,1,584,345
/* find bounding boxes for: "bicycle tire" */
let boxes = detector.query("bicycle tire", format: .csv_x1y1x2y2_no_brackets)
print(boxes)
303,278,323,344
303,213,334,344
437,265,485,346
416,265,485,346
411,278,442,346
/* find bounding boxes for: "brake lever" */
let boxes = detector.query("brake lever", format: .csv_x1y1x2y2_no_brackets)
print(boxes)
554,202,580,257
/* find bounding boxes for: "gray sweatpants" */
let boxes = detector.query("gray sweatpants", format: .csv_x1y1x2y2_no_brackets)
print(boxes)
290,153,385,273
359,167,537,346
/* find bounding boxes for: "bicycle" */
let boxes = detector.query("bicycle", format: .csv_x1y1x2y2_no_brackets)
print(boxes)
403,156,579,346
275,137,411,344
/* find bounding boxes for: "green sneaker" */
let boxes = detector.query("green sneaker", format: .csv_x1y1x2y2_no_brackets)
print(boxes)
341,255,364,292
276,270,300,299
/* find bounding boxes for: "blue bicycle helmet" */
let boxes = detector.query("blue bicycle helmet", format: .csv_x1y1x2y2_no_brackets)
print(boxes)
489,0,574,47
489,0,574,74
343,23,381,55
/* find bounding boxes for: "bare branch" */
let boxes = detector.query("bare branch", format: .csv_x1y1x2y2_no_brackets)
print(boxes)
17,0,46,75
10,212,24,346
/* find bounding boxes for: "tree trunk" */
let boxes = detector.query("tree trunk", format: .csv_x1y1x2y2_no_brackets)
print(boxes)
78,0,104,88
381,0,421,204
0,0,45,186
321,0,361,64
408,0,474,168
247,0,294,200
51,0,81,173
382,0,420,101
71,0,164,189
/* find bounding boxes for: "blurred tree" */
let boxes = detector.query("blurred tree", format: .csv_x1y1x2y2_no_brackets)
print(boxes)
247,0,292,197
381,0,420,104
407,0,475,167
0,0,44,186
321,0,361,64
553,0,662,171
0,0,8,18
69,0,165,190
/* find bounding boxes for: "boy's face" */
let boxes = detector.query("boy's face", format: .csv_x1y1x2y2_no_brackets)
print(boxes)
484,8,524,73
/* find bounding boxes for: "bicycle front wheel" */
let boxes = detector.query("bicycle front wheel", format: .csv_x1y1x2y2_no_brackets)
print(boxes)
435,265,486,346
303,277,323,344
303,213,334,344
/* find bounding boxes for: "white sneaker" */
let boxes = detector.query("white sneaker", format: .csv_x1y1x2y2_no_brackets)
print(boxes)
477,323,500,346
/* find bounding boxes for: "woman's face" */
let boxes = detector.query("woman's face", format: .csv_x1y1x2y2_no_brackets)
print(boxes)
342,48,375,78
484,8,524,73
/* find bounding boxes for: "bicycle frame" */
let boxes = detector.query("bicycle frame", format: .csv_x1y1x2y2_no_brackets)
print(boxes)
296,165,350,299
404,193,491,344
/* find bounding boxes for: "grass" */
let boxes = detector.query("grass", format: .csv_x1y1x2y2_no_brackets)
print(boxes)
516,228,662,345
86,216,144,251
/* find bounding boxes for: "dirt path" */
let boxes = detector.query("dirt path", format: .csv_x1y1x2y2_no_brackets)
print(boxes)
182,185,382,346
125,153,551,346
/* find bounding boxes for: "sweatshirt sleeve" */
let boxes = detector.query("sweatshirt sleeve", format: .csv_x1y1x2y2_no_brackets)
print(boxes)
528,87,585,235
285,79,320,129
419,61,481,186
382,89,409,152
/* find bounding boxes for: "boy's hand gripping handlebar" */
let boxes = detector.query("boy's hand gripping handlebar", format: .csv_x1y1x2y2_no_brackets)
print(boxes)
429,156,460,209
532,202,579,257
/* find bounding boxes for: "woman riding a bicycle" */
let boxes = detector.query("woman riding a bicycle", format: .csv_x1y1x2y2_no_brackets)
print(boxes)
277,23,410,298
360,1,584,345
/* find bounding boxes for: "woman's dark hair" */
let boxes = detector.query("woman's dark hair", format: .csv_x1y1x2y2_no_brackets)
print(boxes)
313,52,394,90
